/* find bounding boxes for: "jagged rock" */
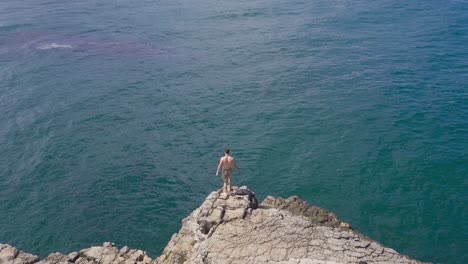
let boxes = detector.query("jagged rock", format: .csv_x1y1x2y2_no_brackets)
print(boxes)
261,195,347,229
74,243,151,264
155,186,428,264
37,252,70,264
0,244,39,264
0,243,152,264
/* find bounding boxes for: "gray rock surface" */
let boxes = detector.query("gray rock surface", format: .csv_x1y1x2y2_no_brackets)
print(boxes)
0,244,39,264
0,243,152,264
1,186,428,264
155,186,428,264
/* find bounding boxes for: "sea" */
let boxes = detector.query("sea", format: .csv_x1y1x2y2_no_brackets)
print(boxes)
0,0,467,263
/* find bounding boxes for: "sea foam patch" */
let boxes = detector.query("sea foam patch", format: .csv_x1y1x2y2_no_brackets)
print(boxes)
37,43,73,50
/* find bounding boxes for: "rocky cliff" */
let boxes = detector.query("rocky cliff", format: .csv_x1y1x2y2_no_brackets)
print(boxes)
0,186,428,264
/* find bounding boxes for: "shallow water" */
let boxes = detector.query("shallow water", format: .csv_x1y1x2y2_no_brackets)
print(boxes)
0,0,467,263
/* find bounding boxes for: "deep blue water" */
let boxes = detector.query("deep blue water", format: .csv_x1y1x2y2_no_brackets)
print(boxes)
0,0,467,263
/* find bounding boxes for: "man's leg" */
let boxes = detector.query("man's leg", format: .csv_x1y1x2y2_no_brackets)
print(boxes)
222,172,228,194
227,175,232,193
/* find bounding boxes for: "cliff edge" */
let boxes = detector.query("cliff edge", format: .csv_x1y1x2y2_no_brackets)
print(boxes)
1,186,428,264
154,186,426,264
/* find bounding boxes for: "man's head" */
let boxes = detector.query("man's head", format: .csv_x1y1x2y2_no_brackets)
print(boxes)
224,148,230,155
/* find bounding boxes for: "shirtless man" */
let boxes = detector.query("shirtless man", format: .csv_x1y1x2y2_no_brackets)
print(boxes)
216,148,240,194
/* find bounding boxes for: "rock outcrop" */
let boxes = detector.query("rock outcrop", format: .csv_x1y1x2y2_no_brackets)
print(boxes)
1,186,428,264
155,186,426,264
0,243,152,264
0,244,39,264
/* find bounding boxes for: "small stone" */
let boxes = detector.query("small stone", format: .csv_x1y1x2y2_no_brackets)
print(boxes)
384,247,398,254
128,250,144,262
142,255,152,263
102,242,113,248
68,252,79,262
119,246,130,255
80,246,103,260
340,222,352,229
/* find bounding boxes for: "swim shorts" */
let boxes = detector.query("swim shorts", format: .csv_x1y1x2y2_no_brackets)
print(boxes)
222,169,232,181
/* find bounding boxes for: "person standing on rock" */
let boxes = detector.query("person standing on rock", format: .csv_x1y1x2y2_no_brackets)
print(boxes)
216,148,240,194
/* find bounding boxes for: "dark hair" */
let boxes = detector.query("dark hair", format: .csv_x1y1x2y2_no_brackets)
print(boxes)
224,148,230,154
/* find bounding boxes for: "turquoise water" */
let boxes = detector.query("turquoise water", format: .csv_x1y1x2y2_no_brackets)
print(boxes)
0,0,467,263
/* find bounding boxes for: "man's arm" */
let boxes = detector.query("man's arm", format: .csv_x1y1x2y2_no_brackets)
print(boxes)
216,158,223,176
233,158,240,174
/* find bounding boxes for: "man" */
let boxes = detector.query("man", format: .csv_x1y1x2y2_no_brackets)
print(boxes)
216,148,240,194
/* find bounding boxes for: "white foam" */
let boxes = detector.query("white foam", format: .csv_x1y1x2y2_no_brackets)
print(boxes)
37,43,73,50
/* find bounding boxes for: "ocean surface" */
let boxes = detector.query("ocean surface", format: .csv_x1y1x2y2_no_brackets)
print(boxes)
0,0,467,263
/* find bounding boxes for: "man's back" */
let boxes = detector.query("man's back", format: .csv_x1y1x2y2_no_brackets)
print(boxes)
221,155,235,170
